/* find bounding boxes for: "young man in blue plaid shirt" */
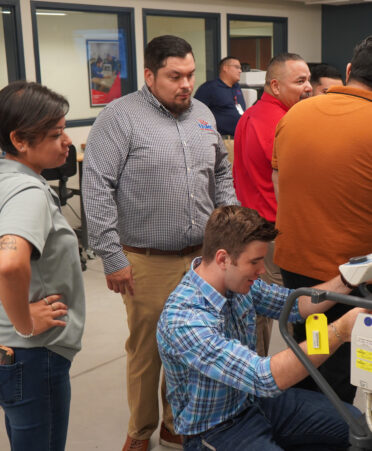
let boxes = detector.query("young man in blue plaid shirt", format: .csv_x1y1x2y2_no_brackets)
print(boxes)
157,206,364,450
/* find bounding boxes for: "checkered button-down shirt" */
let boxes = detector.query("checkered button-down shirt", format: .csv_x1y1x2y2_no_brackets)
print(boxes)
157,258,301,435
82,85,237,274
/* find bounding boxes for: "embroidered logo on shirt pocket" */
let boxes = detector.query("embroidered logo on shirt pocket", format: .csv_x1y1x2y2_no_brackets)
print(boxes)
0,362,22,403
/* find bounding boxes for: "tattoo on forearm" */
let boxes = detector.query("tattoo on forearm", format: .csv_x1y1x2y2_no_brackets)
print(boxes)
0,237,17,251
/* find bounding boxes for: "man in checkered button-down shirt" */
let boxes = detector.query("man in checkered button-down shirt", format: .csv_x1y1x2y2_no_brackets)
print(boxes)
157,206,363,451
82,35,237,451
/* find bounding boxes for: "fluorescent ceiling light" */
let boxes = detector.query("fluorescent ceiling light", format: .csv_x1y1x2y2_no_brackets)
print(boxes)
1,11,11,14
36,12,67,16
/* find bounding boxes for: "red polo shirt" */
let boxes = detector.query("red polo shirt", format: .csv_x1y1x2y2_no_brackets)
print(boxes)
233,93,288,222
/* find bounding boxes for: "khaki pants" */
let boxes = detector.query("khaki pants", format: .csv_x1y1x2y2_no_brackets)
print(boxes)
122,249,200,440
256,240,283,356
222,136,235,166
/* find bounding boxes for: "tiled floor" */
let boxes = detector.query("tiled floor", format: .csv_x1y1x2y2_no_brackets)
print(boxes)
0,256,365,450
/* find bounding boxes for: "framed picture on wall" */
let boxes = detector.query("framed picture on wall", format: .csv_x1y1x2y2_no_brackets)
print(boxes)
86,39,122,107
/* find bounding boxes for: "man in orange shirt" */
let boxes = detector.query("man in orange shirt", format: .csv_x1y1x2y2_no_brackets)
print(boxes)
272,36,372,403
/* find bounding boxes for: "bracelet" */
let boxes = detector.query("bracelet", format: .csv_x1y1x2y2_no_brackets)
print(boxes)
340,272,357,290
330,322,344,345
14,321,34,339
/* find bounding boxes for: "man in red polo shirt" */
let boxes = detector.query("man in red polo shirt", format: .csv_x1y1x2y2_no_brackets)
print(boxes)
233,53,312,356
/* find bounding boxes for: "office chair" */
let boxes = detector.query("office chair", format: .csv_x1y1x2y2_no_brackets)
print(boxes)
41,145,87,270
241,62,251,72
41,144,77,206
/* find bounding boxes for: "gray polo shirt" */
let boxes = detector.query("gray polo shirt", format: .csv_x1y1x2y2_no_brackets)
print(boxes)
0,159,85,361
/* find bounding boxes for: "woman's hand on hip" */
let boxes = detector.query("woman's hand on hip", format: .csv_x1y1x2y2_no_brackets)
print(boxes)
30,294,68,335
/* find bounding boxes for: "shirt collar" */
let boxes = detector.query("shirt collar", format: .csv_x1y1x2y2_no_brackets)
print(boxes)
260,92,289,112
0,158,60,207
141,84,194,117
188,257,228,313
0,158,47,184
217,78,240,89
327,85,372,101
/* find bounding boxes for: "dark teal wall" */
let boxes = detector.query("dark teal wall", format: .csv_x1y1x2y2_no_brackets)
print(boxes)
322,4,372,77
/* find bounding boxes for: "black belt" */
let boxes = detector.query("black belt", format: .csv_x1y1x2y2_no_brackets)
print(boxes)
123,244,202,256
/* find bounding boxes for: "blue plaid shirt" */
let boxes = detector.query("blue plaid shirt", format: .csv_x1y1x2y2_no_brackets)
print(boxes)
157,257,302,435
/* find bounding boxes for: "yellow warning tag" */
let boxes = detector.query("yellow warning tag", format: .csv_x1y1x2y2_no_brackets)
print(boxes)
306,313,329,355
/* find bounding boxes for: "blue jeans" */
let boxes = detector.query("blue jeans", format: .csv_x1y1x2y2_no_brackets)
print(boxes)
0,347,71,451
183,388,361,451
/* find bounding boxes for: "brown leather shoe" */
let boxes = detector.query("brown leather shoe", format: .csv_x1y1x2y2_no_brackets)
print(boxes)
159,422,183,449
122,435,149,451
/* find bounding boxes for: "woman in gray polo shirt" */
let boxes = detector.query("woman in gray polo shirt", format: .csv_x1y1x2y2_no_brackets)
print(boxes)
0,81,85,451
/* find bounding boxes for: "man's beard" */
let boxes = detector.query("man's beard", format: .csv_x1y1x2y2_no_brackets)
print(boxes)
162,97,191,115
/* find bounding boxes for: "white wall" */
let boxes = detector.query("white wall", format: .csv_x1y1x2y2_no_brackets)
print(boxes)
146,16,207,88
37,11,119,120
230,21,273,38
17,0,322,145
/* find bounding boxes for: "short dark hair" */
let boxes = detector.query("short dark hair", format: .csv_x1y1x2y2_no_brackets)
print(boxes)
265,52,305,85
202,206,277,264
144,35,194,75
0,81,69,156
349,35,372,89
218,56,239,72
310,63,342,85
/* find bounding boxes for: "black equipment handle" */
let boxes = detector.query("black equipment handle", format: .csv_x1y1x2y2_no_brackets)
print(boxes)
278,288,372,450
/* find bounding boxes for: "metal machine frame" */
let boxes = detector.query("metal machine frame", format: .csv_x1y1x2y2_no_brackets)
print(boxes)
279,287,372,450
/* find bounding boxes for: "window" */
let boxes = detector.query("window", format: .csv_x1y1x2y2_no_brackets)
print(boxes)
143,9,220,89
31,2,136,127
227,15,287,71
0,0,25,89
